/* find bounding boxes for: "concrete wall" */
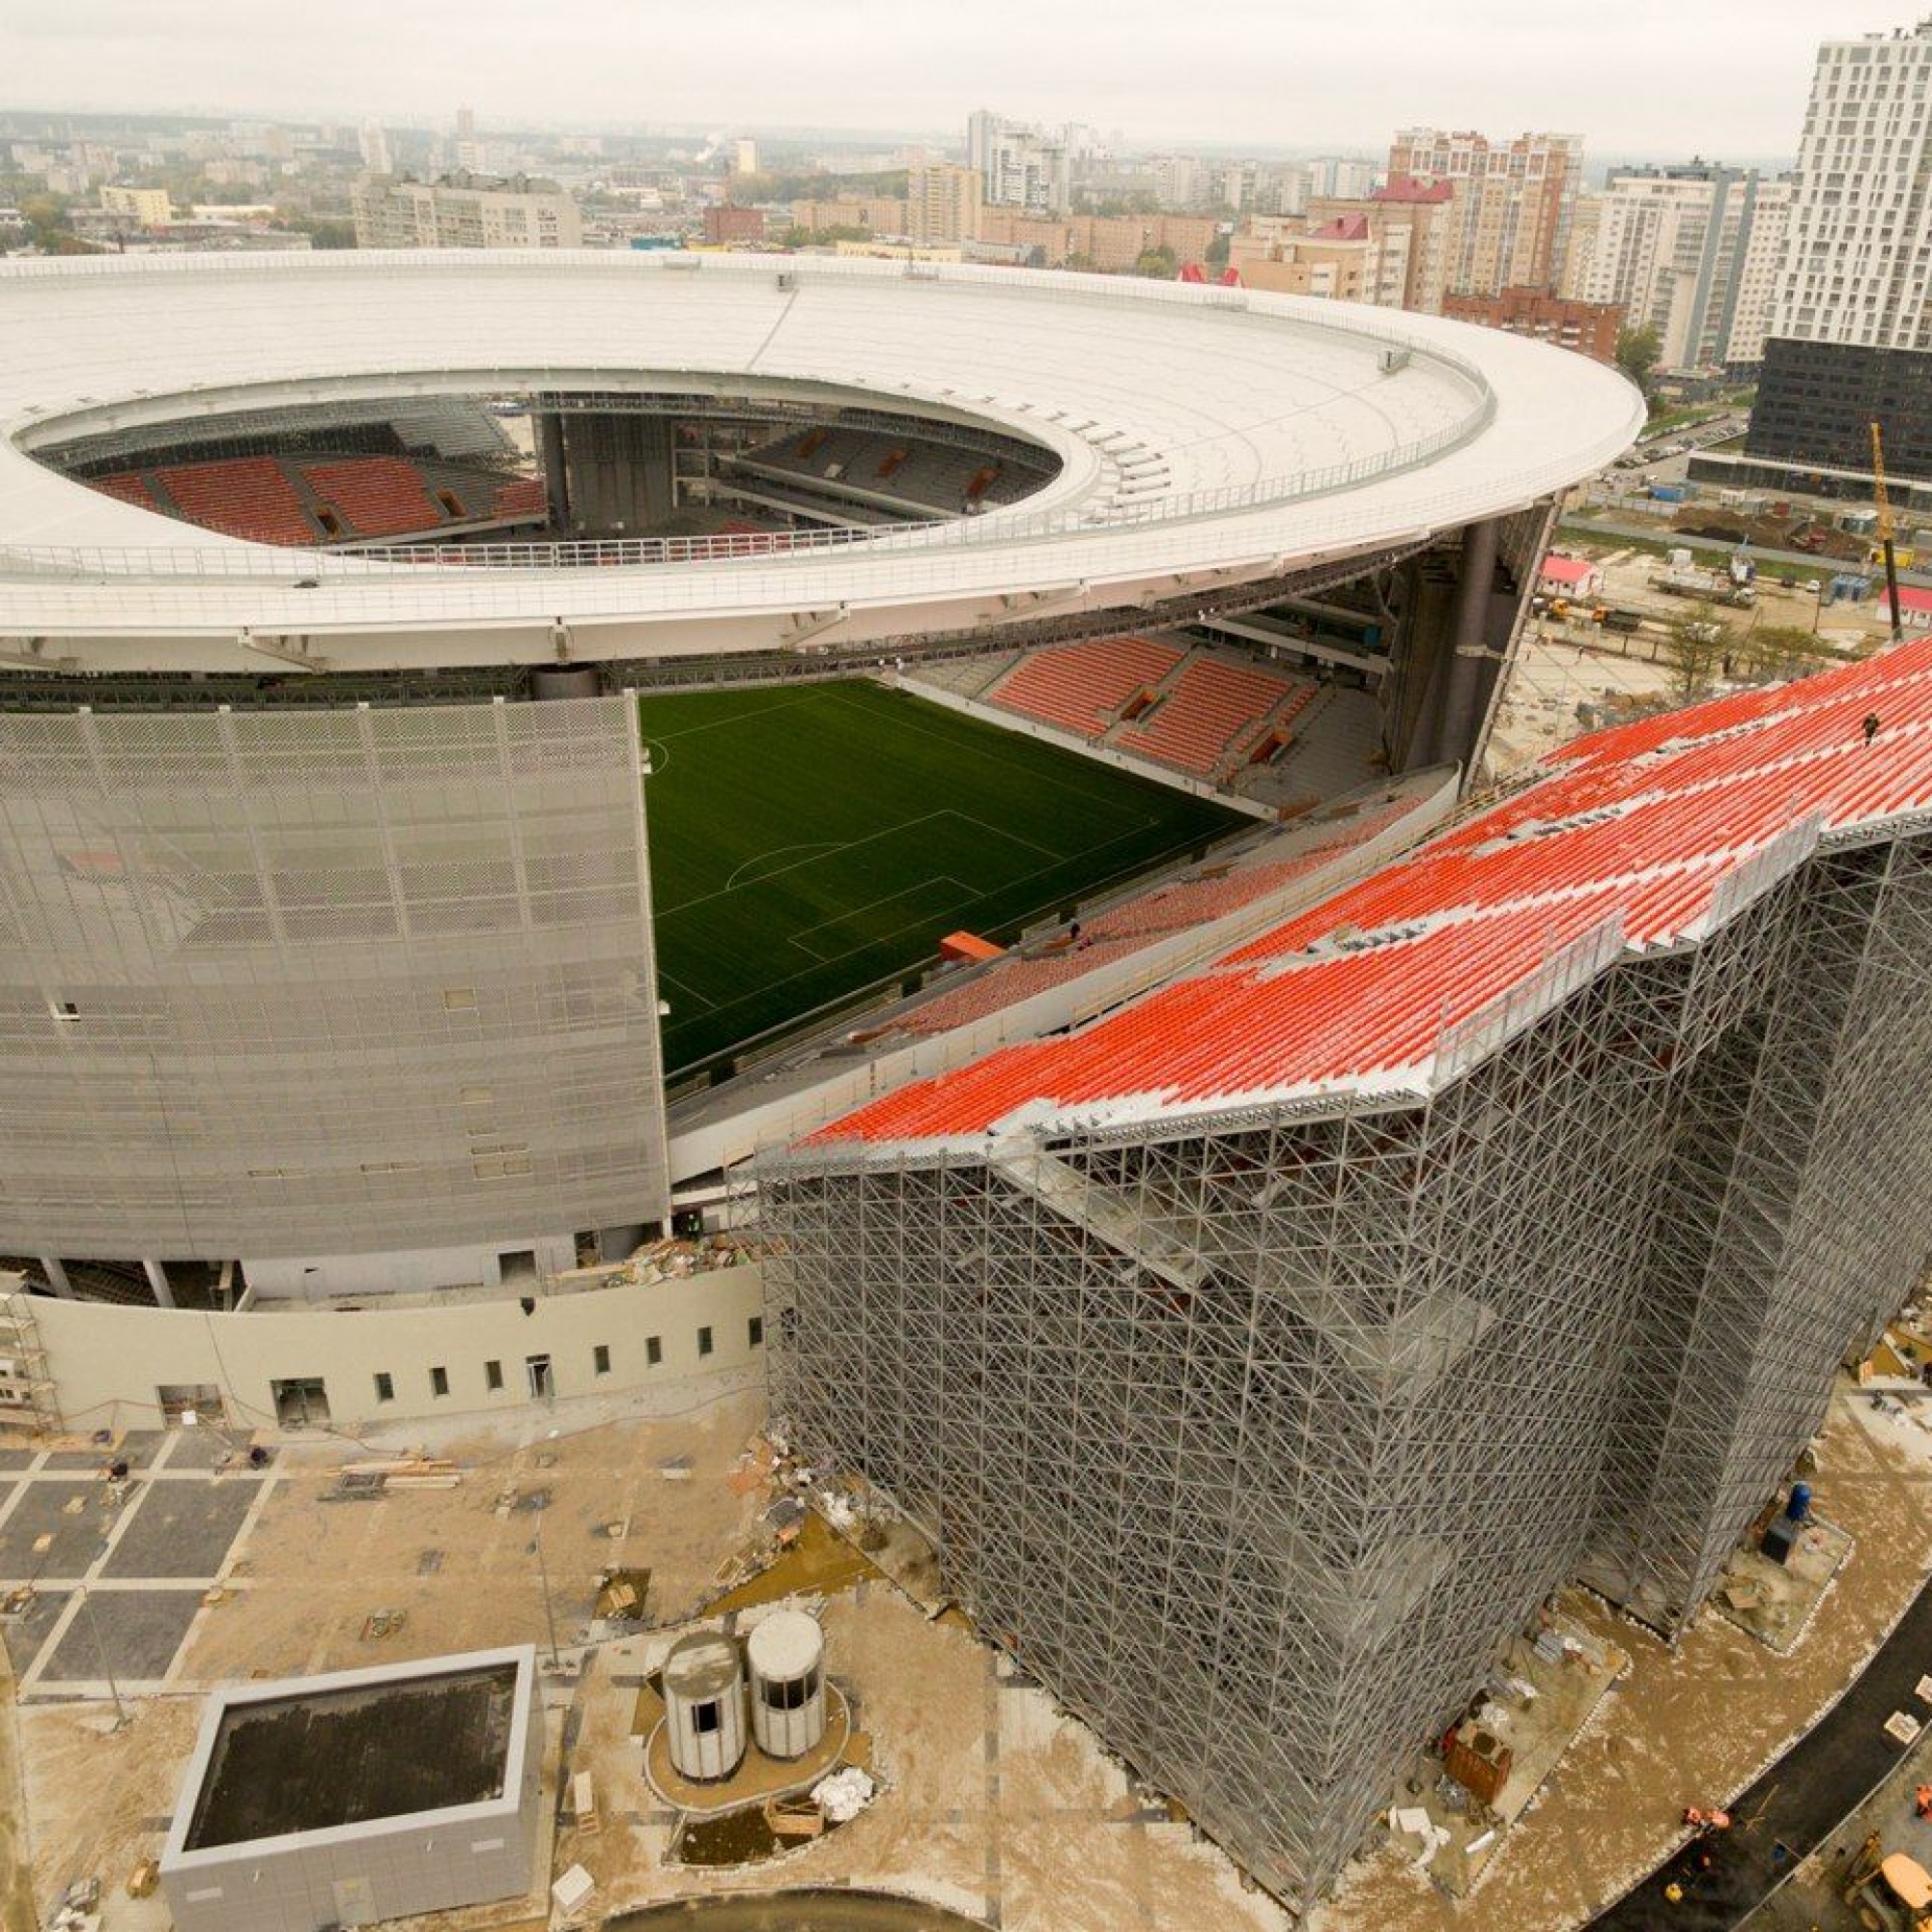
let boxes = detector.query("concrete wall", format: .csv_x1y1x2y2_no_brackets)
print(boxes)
29,1262,766,1436
896,673,1278,815
243,1232,578,1302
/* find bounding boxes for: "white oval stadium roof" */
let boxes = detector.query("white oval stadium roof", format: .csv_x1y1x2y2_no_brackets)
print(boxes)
0,251,1643,672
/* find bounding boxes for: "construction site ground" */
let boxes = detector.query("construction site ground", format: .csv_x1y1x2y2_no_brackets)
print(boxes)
1313,1375,1932,1932
9,1368,1932,1932
1484,548,1888,777
3,1386,1286,1932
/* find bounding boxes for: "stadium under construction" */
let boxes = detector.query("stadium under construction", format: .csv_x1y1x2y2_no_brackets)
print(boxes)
14,248,1924,1913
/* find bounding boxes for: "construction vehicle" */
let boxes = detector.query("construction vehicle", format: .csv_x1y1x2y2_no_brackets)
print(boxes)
1650,544,1758,609
1874,419,1906,644
1841,1831,1932,1930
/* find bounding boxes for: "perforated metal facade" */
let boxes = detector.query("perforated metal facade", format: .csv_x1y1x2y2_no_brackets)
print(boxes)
759,827,1932,1912
0,696,668,1264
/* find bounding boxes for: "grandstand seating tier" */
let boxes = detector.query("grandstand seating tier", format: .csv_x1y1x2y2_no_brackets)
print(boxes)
303,456,444,539
149,457,319,547
805,635,1932,1145
987,636,1185,738
1115,655,1313,776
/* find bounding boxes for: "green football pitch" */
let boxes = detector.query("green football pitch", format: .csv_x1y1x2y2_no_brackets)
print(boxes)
638,680,1245,1073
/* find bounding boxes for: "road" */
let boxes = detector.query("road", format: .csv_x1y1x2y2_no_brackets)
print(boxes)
1585,1571,1932,1931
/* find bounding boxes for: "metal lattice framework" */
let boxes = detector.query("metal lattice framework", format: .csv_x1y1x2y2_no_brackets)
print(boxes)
758,820,1932,1913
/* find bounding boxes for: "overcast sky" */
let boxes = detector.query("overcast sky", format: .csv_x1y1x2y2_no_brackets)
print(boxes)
0,0,1902,156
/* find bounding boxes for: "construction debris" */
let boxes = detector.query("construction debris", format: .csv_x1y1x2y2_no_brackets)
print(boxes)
811,1766,875,1823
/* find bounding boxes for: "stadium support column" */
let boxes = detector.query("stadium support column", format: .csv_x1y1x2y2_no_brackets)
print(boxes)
141,1258,177,1310
1431,517,1503,773
39,1259,73,1300
537,412,571,529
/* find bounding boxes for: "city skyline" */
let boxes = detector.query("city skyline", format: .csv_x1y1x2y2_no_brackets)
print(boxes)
0,0,1898,156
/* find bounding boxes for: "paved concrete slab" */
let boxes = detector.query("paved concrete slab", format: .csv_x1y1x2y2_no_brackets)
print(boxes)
161,1429,270,1471
99,1479,261,1580
0,1481,112,1582
0,1588,68,1676
0,1447,38,1472
40,1588,203,1685
42,1432,166,1472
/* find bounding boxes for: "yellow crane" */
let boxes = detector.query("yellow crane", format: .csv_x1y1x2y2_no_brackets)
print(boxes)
1874,418,1905,643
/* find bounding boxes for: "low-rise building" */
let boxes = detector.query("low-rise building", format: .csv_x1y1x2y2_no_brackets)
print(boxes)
1442,285,1623,362
99,185,172,227
702,204,768,246
351,173,582,250
788,196,908,235
160,1648,545,1932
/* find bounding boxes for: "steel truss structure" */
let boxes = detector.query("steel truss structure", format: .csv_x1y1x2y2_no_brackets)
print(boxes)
760,820,1932,1913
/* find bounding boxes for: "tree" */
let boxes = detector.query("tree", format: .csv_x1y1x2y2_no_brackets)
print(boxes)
1616,326,1662,399
1657,600,1731,703
1738,622,1840,682
1205,231,1231,270
1132,244,1178,279
277,213,355,249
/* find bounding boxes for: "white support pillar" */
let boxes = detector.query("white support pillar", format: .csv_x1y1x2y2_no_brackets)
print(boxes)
141,1259,176,1310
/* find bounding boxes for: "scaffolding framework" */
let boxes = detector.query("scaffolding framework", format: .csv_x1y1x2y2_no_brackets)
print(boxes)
759,823,1932,1913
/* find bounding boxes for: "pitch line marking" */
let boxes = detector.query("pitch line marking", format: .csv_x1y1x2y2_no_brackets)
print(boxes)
724,840,847,892
659,810,958,918
653,969,717,1015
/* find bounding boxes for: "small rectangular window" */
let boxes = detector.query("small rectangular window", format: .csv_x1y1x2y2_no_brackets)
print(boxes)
692,1698,721,1734
593,1344,611,1377
748,1316,764,1350
697,1325,714,1358
646,1335,663,1367
484,1359,503,1392
430,1365,449,1398
374,1372,394,1404
442,987,477,1011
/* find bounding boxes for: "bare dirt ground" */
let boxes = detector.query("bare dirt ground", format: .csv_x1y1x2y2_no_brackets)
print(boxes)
1315,1379,1932,1932
571,1583,1287,1932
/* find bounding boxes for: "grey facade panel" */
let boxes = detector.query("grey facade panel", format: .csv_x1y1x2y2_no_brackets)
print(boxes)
0,697,668,1260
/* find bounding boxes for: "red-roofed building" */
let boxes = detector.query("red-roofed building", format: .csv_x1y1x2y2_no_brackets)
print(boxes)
1375,172,1456,205
1882,583,1932,631
1538,553,1605,596
762,635,1932,1914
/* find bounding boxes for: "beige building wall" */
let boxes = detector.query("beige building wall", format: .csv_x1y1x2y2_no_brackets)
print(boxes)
976,210,1216,271
352,175,582,249
789,197,908,234
908,162,983,245
23,1261,766,1436
100,185,172,226
1304,194,1455,313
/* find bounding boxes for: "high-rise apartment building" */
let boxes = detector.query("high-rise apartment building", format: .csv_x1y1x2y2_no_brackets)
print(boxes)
1387,128,1583,298
357,123,393,177
908,162,983,246
1749,21,1932,476
967,111,1073,216
1571,163,1793,372
352,174,582,250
